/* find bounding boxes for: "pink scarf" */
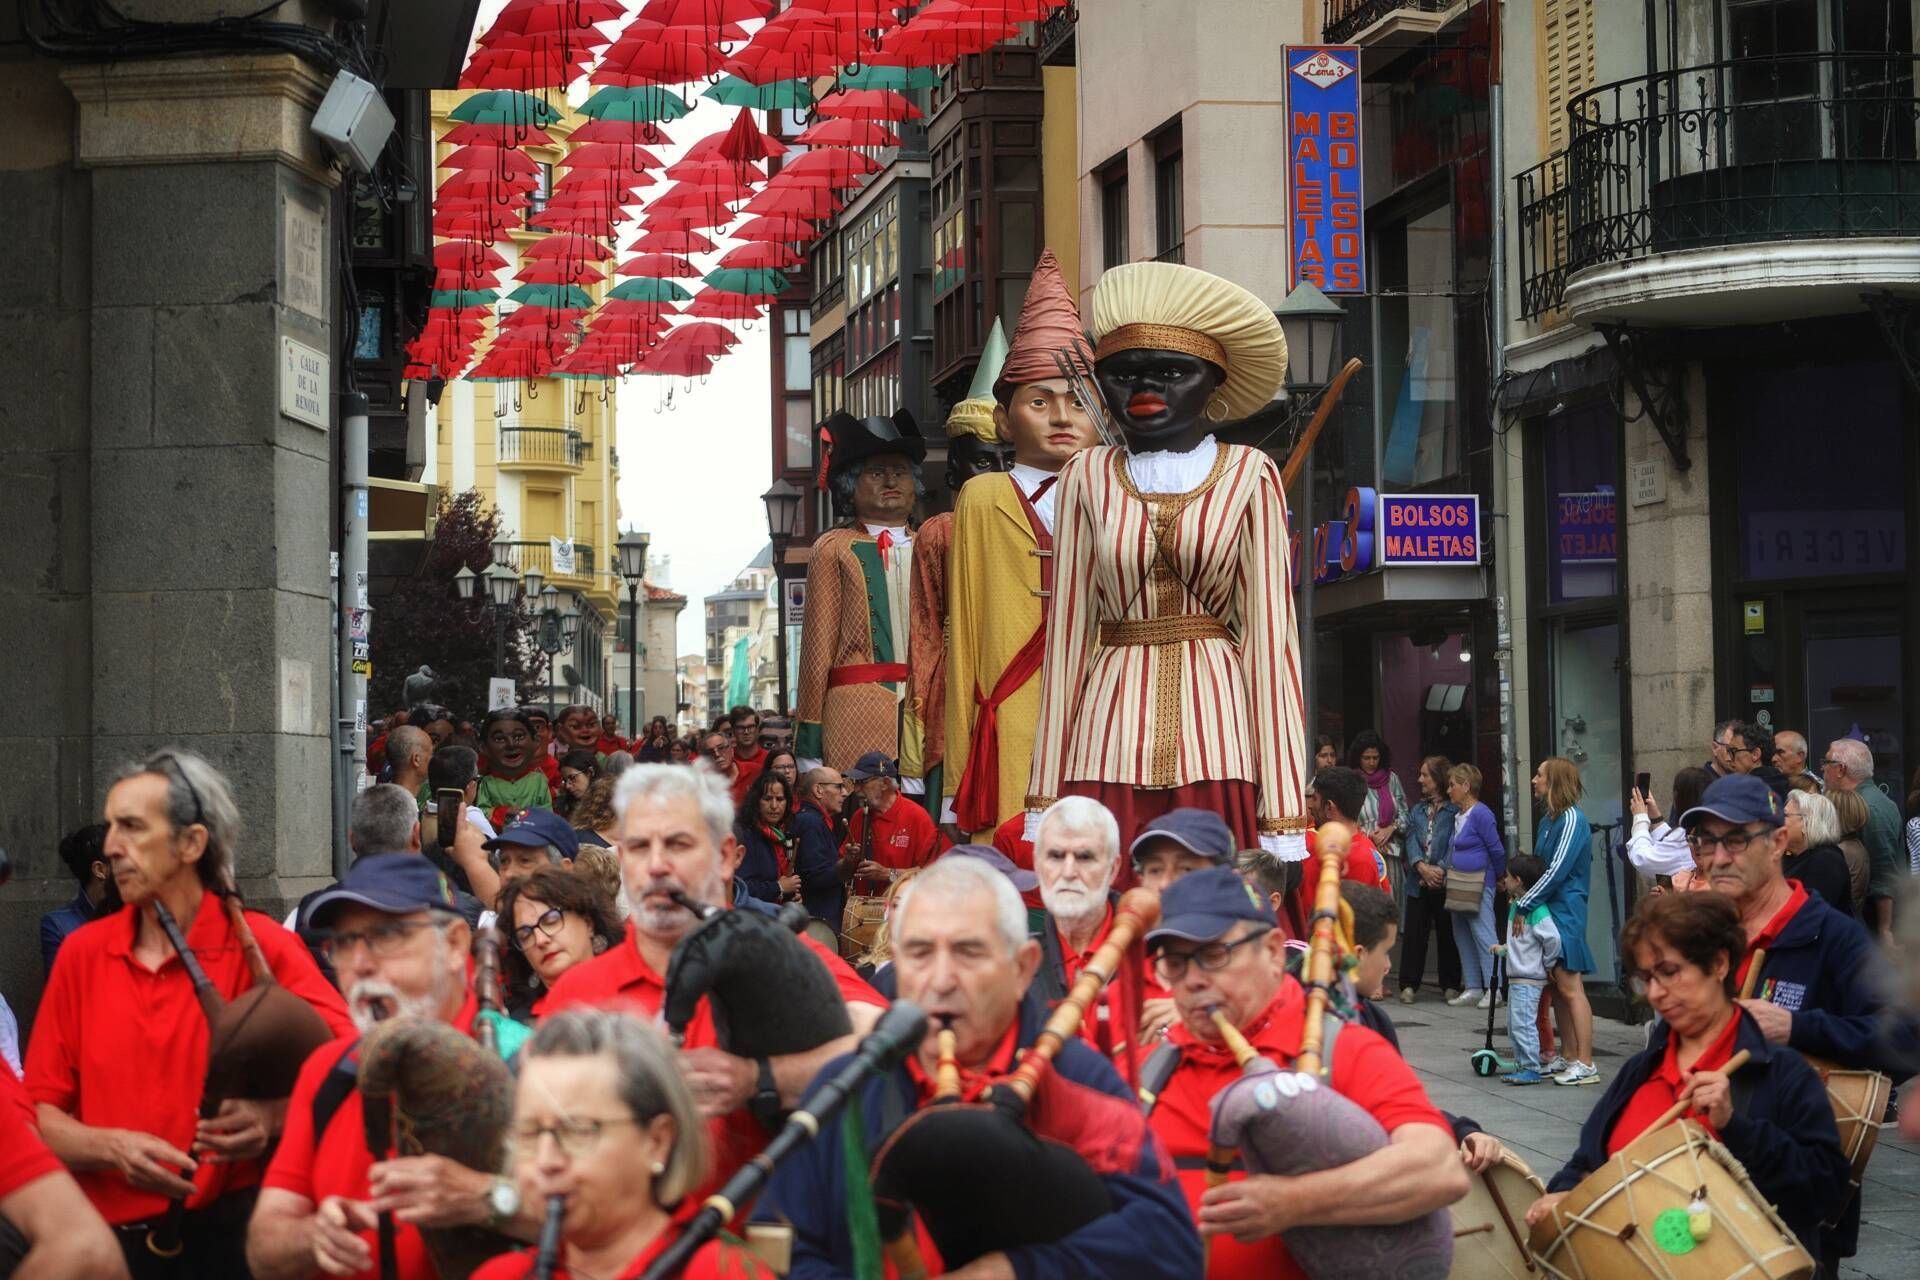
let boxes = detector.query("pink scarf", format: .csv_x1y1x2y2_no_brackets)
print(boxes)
1364,767,1397,826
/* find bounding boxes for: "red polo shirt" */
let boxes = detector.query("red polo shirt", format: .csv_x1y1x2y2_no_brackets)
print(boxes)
845,798,939,892
734,743,766,771
1292,828,1388,936
471,1226,775,1279
1607,1007,1745,1155
262,994,479,1280
24,895,354,1224
1147,977,1448,1280
1,1064,62,1201
1733,881,1809,996
540,926,883,1189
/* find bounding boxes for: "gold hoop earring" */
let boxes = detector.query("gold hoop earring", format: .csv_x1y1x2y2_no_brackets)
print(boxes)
1205,397,1229,423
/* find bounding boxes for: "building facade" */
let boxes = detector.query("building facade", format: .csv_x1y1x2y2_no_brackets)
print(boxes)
703,546,777,724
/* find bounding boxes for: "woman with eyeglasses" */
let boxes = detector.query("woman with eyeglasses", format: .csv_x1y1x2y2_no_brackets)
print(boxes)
764,748,800,789
495,868,623,1020
1782,790,1854,917
470,1009,773,1280
1525,892,1847,1263
553,750,600,822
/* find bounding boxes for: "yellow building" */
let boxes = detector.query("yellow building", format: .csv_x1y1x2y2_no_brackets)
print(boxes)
423,90,627,711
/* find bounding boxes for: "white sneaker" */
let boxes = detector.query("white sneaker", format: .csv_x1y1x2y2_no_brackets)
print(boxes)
1475,989,1494,1010
1555,1062,1602,1086
1448,988,1485,1007
1543,1055,1572,1075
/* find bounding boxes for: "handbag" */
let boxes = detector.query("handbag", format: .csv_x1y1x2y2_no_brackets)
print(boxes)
1444,867,1487,913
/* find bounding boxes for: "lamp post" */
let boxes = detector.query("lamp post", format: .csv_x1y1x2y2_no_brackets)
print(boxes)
616,529,651,736
761,479,804,714
483,561,522,677
536,585,565,716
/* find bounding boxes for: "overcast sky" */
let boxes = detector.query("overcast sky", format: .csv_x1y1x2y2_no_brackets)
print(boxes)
468,1,777,655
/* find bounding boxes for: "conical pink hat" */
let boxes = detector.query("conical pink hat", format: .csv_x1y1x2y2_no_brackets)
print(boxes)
995,248,1084,396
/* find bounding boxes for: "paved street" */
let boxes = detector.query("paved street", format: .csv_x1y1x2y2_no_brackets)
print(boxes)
1391,993,1920,1279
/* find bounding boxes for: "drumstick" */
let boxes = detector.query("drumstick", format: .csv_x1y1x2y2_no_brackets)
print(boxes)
1651,1048,1753,1131
1737,947,1766,1001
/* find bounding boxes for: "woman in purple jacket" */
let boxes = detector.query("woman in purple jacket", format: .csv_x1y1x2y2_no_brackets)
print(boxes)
1446,762,1507,1009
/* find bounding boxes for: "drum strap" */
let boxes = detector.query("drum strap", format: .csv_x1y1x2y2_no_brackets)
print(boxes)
309,1042,364,1141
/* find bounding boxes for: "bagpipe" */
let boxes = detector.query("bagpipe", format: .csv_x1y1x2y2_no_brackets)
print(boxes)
1202,822,1455,1279
867,888,1163,1277
660,890,853,1056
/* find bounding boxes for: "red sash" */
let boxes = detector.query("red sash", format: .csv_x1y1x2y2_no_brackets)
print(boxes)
828,662,909,687
952,478,1055,832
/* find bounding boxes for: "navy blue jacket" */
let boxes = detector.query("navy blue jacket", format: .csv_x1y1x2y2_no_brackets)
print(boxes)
1750,889,1913,1076
1547,1012,1847,1261
759,993,1200,1280
793,803,846,929
39,891,102,977
735,822,787,905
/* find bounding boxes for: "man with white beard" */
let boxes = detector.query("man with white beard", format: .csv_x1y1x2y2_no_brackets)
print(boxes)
1030,796,1151,1087
249,854,544,1280
540,763,885,1185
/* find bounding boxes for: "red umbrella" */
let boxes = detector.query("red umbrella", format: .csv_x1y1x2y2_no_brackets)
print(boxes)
432,267,502,291
661,321,741,352
730,213,821,242
876,3,1021,65
794,117,900,147
488,0,628,37
640,206,733,231
639,0,775,26
742,182,844,218
562,141,667,172
444,122,556,146
522,234,614,260
664,154,763,184
595,20,732,85
633,345,716,377
615,253,698,277
569,117,674,145
780,146,881,180
439,168,537,193
814,87,922,121
630,228,719,253
724,10,844,83
434,211,518,236
516,258,608,285
685,289,767,319
433,241,510,270
460,45,594,91
440,145,541,174
719,242,803,269
716,108,785,164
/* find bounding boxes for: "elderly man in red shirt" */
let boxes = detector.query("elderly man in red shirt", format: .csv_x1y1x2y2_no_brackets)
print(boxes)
541,762,885,1186
248,854,544,1280
1142,866,1467,1279
25,749,354,1279
841,752,939,894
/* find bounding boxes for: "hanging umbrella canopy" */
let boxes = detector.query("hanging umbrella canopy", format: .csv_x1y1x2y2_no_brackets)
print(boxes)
664,153,763,183
448,90,563,128
702,75,813,109
638,0,774,25
776,145,880,187
522,233,615,261
729,213,821,242
742,182,843,218
429,288,500,308
723,10,845,83
595,20,732,85
633,344,718,377
517,259,608,286
581,85,693,124
685,289,768,319
570,116,673,145
562,140,667,173
616,252,698,277
433,267,503,291
814,87,922,121
433,241,510,270
433,211,519,237
660,321,742,353
703,266,789,295
793,117,900,147
629,227,719,253
507,283,596,310
640,205,733,231
718,241,803,269
608,277,693,303
834,63,942,90
875,2,1022,65
440,145,541,175
443,121,555,146
438,172,537,199
789,0,904,40
715,107,785,163
460,45,594,91
488,0,629,37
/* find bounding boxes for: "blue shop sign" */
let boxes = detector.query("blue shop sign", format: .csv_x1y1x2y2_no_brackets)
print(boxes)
1312,489,1480,584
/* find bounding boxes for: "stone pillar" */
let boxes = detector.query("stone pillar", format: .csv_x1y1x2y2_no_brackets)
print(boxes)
66,53,340,901
1625,365,1715,792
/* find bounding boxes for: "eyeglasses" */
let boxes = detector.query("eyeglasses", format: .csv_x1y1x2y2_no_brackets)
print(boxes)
703,741,733,756
1152,928,1272,984
510,907,566,950
319,918,442,962
1819,757,1840,769
1686,826,1771,859
511,1115,644,1157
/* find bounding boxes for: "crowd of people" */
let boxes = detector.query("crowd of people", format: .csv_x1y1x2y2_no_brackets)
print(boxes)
1,699,1913,1280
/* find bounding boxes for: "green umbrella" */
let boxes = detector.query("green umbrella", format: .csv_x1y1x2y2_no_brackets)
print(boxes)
608,278,693,303
581,86,691,124
836,65,941,91
506,283,594,310
703,76,814,109
703,267,789,295
448,90,559,126
429,289,498,308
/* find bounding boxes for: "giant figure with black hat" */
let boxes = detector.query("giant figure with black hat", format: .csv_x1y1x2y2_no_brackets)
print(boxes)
795,408,930,776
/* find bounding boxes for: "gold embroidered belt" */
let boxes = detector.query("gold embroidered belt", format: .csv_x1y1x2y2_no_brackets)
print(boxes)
1099,615,1231,647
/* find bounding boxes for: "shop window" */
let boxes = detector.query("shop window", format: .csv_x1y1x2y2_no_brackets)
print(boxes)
1542,401,1619,604
1730,357,1906,579
1100,157,1129,268
1376,200,1461,489
1153,122,1184,263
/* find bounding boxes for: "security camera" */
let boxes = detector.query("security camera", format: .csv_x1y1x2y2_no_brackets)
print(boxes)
311,69,395,175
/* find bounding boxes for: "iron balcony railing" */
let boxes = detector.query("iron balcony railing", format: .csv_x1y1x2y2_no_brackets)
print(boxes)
498,426,587,468
1518,51,1920,319
1323,0,1455,44
498,540,597,583
1152,243,1186,264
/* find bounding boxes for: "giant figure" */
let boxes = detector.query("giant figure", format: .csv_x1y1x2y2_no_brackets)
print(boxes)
1024,262,1309,858
795,411,928,777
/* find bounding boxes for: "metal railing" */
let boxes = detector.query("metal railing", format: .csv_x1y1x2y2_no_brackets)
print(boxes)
498,540,597,582
498,427,586,468
1519,52,1920,318
1323,0,1455,44
1152,242,1186,264
1514,151,1571,320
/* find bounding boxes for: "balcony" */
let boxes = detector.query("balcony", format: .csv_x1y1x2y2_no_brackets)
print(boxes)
1323,0,1466,48
498,540,596,588
1520,53,1920,327
498,427,586,472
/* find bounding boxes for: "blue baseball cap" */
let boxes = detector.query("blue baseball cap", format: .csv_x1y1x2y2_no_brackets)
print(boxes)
846,751,900,782
1680,773,1785,830
1145,866,1276,948
1128,808,1235,868
304,853,461,931
946,843,1039,893
483,807,581,860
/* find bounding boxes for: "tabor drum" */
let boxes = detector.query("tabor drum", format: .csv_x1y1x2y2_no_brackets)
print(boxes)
1806,1054,1890,1221
1449,1148,1545,1279
839,892,890,960
1527,1121,1813,1280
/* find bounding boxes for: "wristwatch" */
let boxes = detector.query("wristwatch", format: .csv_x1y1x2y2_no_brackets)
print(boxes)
484,1176,520,1229
748,1055,783,1130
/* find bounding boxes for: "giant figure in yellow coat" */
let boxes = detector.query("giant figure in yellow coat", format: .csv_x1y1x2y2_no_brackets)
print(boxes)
794,410,928,775
942,250,1102,838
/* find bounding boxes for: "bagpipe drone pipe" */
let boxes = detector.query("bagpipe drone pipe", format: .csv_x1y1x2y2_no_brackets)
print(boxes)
661,892,853,1055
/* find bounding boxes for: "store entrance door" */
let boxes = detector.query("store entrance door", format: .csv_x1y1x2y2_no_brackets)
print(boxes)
1799,601,1905,795
1548,618,1626,985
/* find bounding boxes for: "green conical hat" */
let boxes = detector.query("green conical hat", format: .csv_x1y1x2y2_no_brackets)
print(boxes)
946,318,1010,442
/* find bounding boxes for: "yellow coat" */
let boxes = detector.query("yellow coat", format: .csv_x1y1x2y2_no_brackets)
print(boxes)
944,473,1050,837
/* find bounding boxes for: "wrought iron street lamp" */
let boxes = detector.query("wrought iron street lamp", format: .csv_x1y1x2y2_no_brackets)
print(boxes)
483,561,521,675
616,529,651,735
536,585,565,716
761,479,804,713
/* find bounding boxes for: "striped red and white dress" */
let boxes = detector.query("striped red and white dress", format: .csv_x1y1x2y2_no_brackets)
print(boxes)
1025,440,1308,846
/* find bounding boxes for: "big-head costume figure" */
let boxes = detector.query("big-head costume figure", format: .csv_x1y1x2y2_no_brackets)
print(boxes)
796,409,929,778
1025,261,1310,859
941,250,1102,838
905,317,1014,814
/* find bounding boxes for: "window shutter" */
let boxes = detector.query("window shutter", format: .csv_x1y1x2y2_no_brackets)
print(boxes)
1541,0,1599,157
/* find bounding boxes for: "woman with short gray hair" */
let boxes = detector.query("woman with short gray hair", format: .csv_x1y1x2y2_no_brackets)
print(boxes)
1783,790,1854,917
472,1008,773,1280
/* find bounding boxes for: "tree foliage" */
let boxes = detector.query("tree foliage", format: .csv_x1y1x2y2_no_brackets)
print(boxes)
369,490,541,718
